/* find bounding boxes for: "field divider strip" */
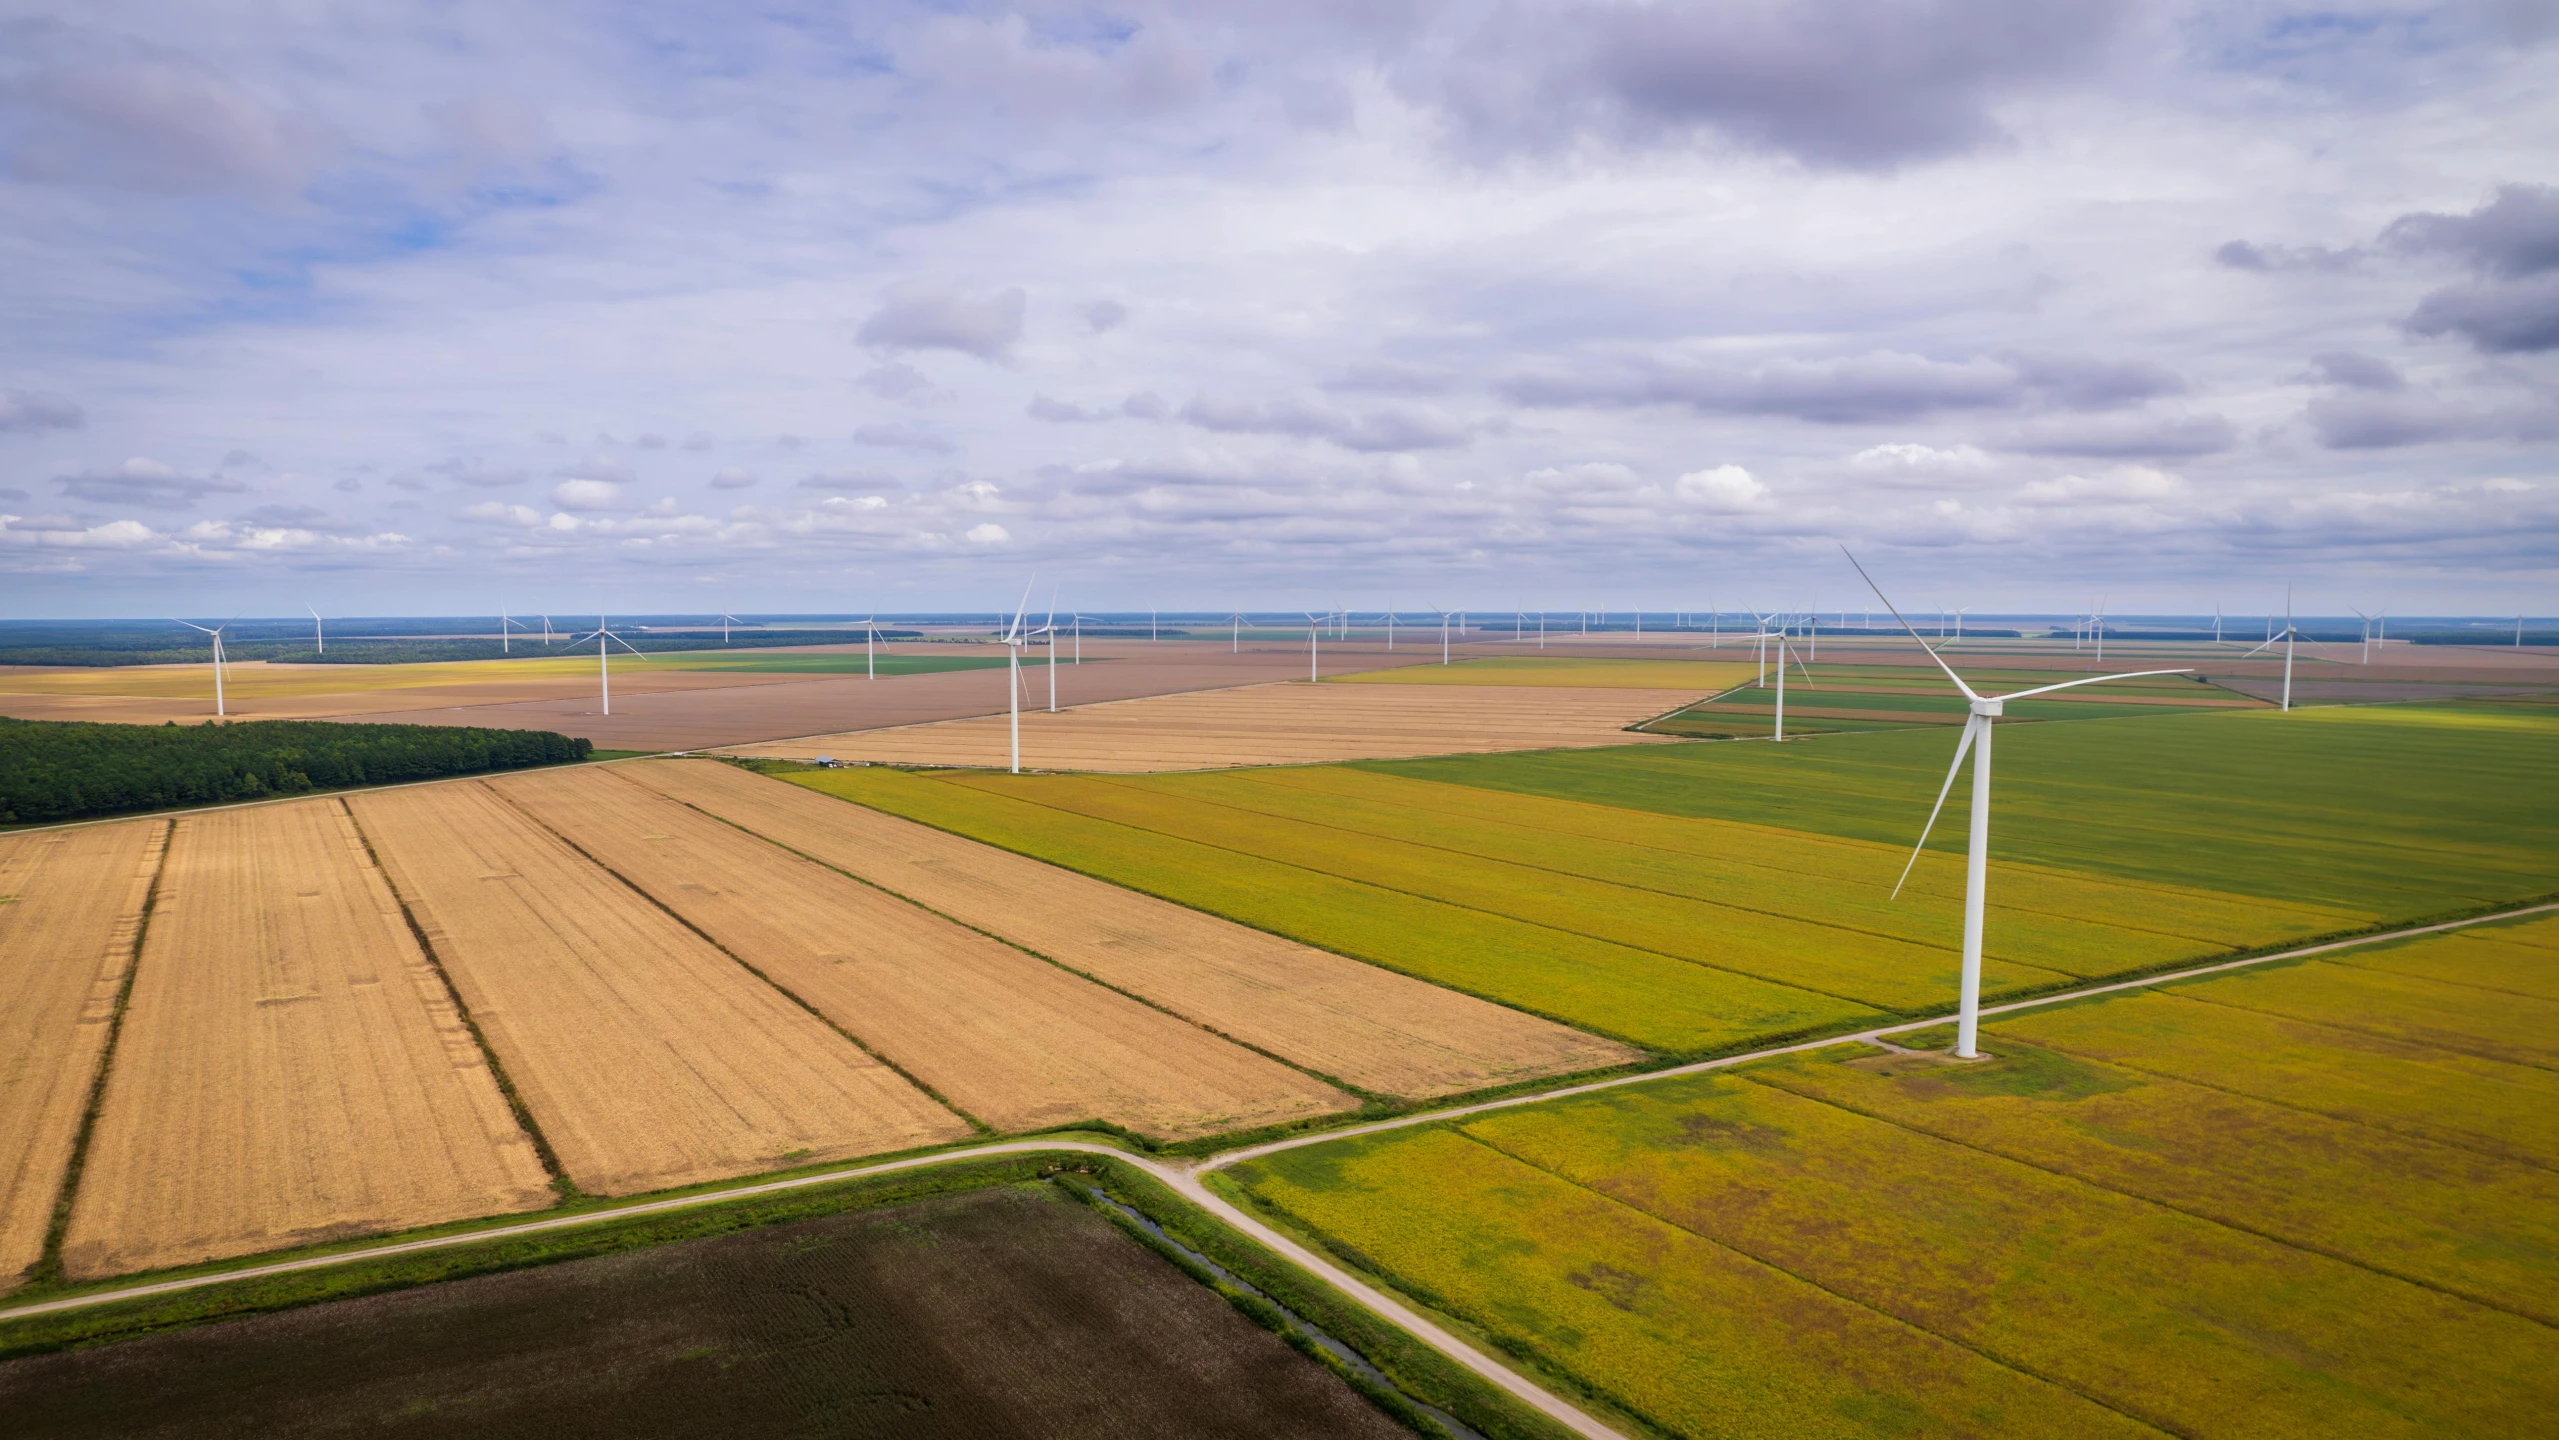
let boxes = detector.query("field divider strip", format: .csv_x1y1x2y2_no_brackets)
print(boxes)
1450,1128,2185,1437
479,781,994,1135
1735,1066,2559,1330
339,795,577,1194
30,819,170,1286
944,780,1894,1015
633,770,1391,1108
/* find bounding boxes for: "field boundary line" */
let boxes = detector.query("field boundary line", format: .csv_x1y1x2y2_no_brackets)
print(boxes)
29,819,169,1286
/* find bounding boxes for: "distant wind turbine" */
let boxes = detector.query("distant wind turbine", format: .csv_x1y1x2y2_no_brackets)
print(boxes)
1847,548,2191,1060
305,603,324,657
1435,607,1454,664
173,618,232,716
568,616,648,715
1230,612,1245,653
2243,587,2301,711
718,611,742,645
1306,612,1324,682
1002,578,1037,773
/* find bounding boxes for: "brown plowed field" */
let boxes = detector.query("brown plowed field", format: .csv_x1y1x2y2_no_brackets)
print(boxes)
490,766,1352,1139
622,758,1637,1096
59,801,552,1279
0,820,163,1289
349,783,969,1195
721,681,1700,772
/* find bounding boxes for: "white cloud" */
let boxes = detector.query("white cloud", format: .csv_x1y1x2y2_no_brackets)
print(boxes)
549,479,624,511
2019,465,2186,505
1851,443,1992,471
965,522,1011,544
1675,465,1772,512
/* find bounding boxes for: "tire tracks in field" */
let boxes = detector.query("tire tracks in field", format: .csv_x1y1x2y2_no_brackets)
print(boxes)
9,900,2558,1440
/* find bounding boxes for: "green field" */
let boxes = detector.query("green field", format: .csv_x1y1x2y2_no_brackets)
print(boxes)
1220,915,2559,1438
1646,661,2258,737
783,702,2554,1054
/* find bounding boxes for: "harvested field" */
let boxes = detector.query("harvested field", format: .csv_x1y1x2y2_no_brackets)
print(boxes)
0,821,162,1289
2334,913,2559,1000
492,765,1352,1139
723,679,1701,771
1228,937,2559,1437
1337,656,1759,689
60,801,551,1279
0,659,814,726
348,782,967,1195
0,1183,1413,1440
622,758,1636,1096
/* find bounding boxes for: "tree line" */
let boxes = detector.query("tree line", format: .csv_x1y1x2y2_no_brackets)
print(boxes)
0,718,592,824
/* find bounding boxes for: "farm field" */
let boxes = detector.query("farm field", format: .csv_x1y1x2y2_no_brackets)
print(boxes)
723,679,1700,771
1336,655,1758,689
624,758,1634,1095
789,764,1884,1052
348,781,970,1195
490,765,1352,1139
0,820,162,1290
1370,700,2559,915
61,800,551,1279
1223,920,2559,1438
1645,660,2259,737
783,715,2394,1049
0,1183,1414,1440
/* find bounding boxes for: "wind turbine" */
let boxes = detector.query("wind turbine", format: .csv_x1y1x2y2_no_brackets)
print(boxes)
2212,602,2224,645
718,611,743,645
1760,621,1813,741
2243,587,2301,711
1043,594,1061,712
1537,610,1547,649
1435,607,1454,664
173,619,231,716
852,616,880,678
1306,612,1324,681
305,603,324,657
568,617,648,715
1847,549,2191,1060
1001,578,1036,773
2351,606,2373,664
1229,612,1245,653
540,614,554,646
500,610,535,654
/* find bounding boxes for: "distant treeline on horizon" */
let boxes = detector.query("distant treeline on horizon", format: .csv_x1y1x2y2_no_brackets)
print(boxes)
0,718,591,826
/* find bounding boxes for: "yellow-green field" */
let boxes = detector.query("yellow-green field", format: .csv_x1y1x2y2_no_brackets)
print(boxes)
1336,656,1759,690
1220,914,2559,1438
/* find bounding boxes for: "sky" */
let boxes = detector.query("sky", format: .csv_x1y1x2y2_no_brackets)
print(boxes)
0,0,2554,618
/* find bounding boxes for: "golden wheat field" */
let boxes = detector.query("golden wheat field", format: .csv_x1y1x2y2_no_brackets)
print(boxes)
621,758,1638,1095
349,782,971,1194
0,820,164,1290
59,800,552,1279
721,681,1701,771
492,765,1353,1138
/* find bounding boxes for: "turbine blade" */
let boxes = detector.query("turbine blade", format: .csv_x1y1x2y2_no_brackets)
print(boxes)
1892,715,1978,901
610,633,649,658
2240,635,2279,658
1007,575,1035,642
1838,546,1980,701
1994,667,2192,701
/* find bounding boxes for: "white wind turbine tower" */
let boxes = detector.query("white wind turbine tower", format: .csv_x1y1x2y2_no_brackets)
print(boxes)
1760,619,1814,741
718,611,743,644
173,618,232,716
1000,579,1037,773
1751,612,1777,685
2351,606,2374,664
540,614,554,646
568,617,648,715
2212,602,2224,645
1042,595,1061,712
304,603,324,657
1305,612,1324,681
1848,549,2191,1059
501,609,535,654
2243,587,2301,711
1434,607,1455,664
1229,612,1245,652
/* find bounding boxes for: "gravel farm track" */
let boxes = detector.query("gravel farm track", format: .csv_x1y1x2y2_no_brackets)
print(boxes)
11,899,2551,1440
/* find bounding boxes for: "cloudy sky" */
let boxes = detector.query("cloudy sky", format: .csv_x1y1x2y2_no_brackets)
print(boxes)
1,1,2554,617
